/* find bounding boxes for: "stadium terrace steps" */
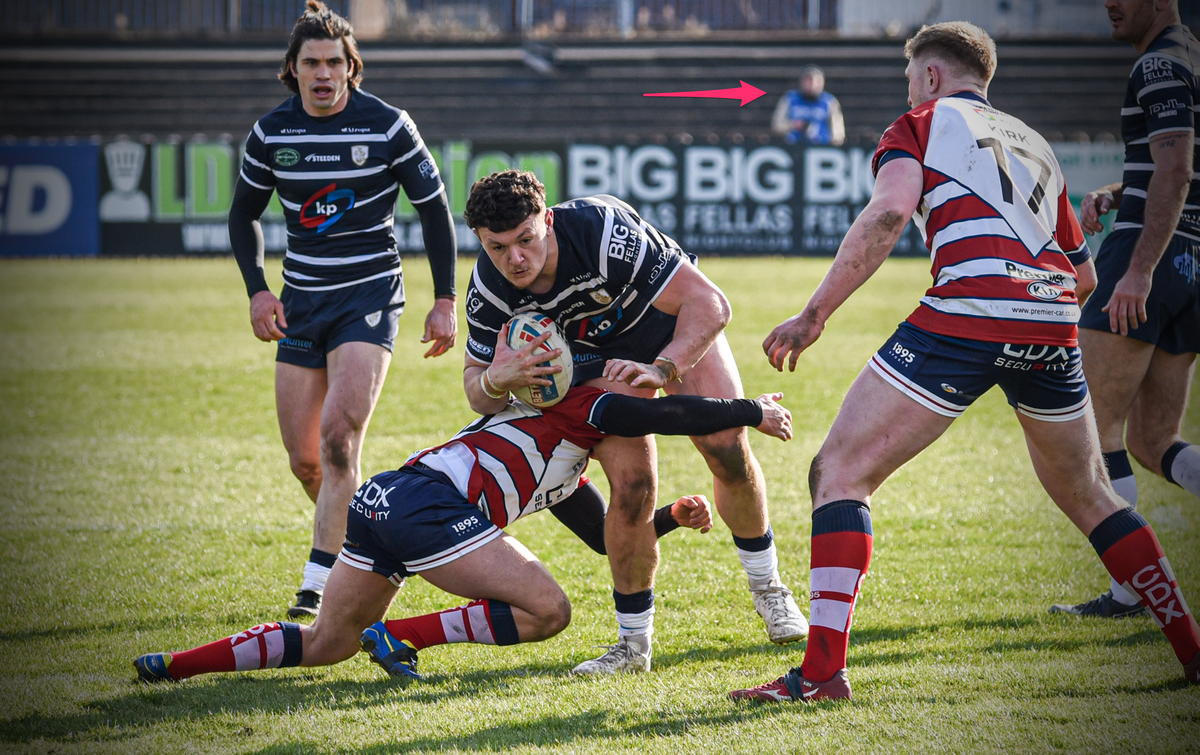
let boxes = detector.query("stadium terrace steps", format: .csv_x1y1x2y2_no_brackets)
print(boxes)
1,39,1132,145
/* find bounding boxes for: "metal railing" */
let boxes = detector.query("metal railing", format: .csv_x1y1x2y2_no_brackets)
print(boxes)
1,0,835,37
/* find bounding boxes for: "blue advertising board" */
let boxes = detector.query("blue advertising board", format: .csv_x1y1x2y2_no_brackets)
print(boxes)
0,143,99,257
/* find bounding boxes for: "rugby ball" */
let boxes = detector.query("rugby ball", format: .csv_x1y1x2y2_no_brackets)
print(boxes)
505,312,573,408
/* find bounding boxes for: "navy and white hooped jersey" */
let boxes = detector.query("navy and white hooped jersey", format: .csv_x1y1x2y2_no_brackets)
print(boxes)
239,88,444,291
1114,24,1200,240
407,386,615,528
873,92,1090,347
464,195,686,364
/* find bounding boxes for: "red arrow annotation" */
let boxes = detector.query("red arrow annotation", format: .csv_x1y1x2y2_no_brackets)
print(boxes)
643,80,767,107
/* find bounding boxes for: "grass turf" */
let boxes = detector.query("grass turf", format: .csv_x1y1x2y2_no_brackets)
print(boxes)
0,257,1197,754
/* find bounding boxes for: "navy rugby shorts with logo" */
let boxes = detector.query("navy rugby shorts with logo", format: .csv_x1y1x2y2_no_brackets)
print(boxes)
1079,229,1200,354
338,464,501,586
276,273,405,369
869,322,1090,422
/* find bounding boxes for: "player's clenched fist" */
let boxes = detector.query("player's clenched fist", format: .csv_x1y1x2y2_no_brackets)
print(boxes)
669,494,714,533
1079,188,1116,235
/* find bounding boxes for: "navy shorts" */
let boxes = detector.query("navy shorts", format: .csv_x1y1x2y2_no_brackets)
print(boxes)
1079,229,1200,354
338,464,501,585
571,307,678,385
868,322,1090,422
277,273,405,369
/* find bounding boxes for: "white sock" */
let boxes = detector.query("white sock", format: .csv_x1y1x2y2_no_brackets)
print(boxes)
738,543,780,587
1167,443,1200,498
616,607,654,640
1110,474,1139,508
300,561,331,593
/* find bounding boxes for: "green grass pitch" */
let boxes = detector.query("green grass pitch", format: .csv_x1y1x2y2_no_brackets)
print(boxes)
0,257,1197,754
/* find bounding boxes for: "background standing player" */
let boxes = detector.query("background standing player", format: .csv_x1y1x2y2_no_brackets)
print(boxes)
1050,0,1200,619
228,0,457,619
133,337,793,685
460,171,809,674
770,65,846,146
731,21,1200,703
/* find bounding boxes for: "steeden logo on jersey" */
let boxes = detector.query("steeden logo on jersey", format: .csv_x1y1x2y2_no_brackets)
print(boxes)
300,183,356,233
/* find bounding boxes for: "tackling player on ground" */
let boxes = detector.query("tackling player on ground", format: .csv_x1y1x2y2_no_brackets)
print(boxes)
460,171,809,675
731,21,1200,704
1050,0,1200,619
132,326,793,685
228,1,457,619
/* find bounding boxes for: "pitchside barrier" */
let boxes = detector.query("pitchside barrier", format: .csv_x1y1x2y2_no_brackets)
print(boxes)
0,139,1122,258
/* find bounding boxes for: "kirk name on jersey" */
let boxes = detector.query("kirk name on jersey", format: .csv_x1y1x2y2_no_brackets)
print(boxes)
465,196,687,363
873,92,1091,347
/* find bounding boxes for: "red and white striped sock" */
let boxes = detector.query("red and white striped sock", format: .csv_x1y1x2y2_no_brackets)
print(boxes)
167,622,303,680
1091,508,1200,665
384,599,519,650
801,500,873,684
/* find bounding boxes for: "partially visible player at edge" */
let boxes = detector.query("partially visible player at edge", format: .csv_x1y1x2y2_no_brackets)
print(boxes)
132,334,793,686
731,21,1200,704
1050,0,1200,619
460,170,809,675
228,0,457,619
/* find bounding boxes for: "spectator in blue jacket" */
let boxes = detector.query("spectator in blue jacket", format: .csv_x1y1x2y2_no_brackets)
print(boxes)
772,66,845,146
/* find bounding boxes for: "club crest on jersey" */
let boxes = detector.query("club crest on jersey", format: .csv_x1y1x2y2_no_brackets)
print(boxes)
352,145,369,166
589,288,613,305
274,148,300,166
300,183,356,233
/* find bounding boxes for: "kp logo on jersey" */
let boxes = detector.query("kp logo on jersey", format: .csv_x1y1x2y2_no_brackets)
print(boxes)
300,183,356,233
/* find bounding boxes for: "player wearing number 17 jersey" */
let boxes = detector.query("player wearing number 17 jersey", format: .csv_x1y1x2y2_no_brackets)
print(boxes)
739,21,1200,704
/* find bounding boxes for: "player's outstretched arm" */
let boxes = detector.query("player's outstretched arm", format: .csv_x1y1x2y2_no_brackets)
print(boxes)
595,392,792,441
763,156,923,372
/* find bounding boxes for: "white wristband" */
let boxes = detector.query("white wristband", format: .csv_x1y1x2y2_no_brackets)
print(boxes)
480,368,506,400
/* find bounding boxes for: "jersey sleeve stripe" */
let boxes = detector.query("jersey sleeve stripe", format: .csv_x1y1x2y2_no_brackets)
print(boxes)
243,153,270,171
238,170,274,191
253,121,266,141
386,113,412,140
390,140,426,166
408,186,444,205
1147,126,1196,138
1121,106,1144,115
471,267,515,317
1138,80,1188,96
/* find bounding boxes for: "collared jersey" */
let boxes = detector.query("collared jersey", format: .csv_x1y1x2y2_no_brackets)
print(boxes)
781,90,840,145
1114,24,1200,240
464,195,686,364
239,88,444,291
409,386,614,528
873,92,1090,346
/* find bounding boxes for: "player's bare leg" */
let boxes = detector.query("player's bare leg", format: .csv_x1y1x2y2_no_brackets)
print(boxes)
1020,409,1200,681
1055,331,1197,615
730,368,953,702
1126,347,1196,482
576,376,659,672
276,363,326,503
359,533,572,682
134,560,398,682
291,341,391,618
669,334,808,643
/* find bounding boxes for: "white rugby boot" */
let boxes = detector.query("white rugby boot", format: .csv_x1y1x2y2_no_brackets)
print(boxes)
570,634,652,675
750,578,809,644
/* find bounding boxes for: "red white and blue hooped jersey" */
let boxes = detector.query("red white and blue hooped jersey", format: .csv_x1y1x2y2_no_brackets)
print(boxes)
873,92,1091,346
407,386,614,528
239,88,445,292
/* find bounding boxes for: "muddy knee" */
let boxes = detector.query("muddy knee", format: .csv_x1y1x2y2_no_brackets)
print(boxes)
695,430,754,483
